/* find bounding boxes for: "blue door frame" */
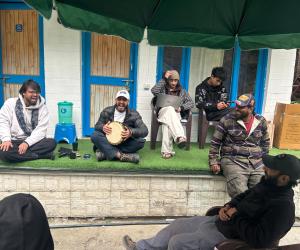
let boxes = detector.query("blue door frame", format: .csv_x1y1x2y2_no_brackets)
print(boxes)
81,32,138,136
0,1,45,105
156,47,191,90
230,41,269,114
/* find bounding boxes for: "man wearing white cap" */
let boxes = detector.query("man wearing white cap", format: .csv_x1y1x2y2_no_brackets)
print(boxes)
91,90,148,163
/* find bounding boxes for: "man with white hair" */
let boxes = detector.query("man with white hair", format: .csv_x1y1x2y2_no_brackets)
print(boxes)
91,90,148,164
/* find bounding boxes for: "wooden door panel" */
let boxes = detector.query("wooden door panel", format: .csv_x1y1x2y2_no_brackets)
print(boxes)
3,83,21,100
0,10,39,75
91,34,130,78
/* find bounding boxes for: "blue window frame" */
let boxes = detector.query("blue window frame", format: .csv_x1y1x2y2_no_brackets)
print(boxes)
156,47,191,90
156,43,268,114
81,32,138,136
230,41,268,114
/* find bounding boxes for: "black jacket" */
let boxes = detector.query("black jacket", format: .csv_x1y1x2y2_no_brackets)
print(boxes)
195,78,228,111
215,178,295,248
94,105,148,139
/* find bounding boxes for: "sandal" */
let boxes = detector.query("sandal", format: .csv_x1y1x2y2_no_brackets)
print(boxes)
162,152,173,159
176,137,187,149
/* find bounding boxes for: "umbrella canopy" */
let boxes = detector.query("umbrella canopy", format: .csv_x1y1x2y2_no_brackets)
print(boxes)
24,0,300,49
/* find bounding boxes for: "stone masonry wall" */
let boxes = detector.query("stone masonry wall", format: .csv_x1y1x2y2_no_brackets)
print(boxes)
0,171,299,219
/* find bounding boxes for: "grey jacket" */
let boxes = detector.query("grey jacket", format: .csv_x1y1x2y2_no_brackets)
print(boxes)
151,80,194,111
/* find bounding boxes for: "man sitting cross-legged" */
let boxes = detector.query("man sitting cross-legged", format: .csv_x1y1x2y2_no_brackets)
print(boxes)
91,90,148,164
123,153,299,250
0,80,56,163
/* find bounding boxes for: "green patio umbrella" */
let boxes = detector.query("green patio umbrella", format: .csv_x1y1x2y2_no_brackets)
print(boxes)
24,0,300,49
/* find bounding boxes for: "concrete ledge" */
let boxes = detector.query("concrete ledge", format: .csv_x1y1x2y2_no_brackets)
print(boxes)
0,170,299,219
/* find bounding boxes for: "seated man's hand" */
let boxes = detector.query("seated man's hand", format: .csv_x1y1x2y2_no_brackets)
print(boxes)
103,122,112,135
217,102,228,110
219,205,230,221
0,141,13,151
18,142,29,155
226,207,237,218
210,164,221,174
121,128,132,140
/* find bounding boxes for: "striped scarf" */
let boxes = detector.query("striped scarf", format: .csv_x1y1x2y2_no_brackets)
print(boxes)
15,98,39,136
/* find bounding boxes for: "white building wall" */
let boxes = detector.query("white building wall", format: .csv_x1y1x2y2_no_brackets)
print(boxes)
136,37,158,140
42,17,297,141
262,49,296,121
43,12,82,137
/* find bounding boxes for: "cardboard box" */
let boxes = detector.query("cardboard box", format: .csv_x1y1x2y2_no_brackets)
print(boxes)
273,103,300,149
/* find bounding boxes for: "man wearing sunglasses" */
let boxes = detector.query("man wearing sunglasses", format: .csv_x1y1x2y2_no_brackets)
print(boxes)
209,94,270,197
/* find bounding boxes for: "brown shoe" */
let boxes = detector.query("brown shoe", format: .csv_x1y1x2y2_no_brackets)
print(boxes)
120,153,140,164
122,235,137,250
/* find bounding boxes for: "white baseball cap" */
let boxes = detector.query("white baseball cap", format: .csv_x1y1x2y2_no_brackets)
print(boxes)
116,90,130,100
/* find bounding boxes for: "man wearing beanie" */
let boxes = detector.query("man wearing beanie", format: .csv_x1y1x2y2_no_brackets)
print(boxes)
151,70,194,159
123,153,299,250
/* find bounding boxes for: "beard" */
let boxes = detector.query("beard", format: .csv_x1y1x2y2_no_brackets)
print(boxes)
261,175,278,187
235,110,248,120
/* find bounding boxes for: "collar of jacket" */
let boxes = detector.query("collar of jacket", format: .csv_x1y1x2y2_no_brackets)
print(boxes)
236,114,262,135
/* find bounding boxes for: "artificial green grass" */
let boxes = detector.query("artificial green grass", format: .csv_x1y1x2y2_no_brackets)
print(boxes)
0,140,299,173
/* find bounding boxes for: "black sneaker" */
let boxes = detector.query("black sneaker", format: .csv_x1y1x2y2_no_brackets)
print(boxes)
95,150,106,161
120,153,139,164
122,235,137,250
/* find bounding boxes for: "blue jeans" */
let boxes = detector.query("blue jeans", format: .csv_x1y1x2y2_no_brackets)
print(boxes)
91,130,145,160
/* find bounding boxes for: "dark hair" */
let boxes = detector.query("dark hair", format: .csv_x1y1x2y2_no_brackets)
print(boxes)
288,180,298,188
211,67,227,82
19,79,41,95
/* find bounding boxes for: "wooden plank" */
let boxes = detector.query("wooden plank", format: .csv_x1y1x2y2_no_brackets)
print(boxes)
90,34,130,78
89,85,123,127
3,83,21,100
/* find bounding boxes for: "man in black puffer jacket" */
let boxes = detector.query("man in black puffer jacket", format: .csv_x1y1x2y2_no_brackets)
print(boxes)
123,154,299,250
91,90,148,164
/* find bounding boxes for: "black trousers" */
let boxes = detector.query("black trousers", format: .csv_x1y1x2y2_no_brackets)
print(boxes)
0,138,57,163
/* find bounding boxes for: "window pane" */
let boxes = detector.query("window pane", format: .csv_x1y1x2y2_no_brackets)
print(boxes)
238,50,259,96
163,47,183,74
188,47,231,110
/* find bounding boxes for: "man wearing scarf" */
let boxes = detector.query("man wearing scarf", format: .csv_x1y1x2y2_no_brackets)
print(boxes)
0,80,56,162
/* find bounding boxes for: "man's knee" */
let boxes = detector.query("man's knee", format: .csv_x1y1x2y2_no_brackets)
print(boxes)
91,130,105,144
45,138,57,151
135,138,146,150
0,150,9,162
226,175,248,197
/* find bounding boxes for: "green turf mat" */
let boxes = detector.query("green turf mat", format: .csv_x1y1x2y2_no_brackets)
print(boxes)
0,140,299,172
